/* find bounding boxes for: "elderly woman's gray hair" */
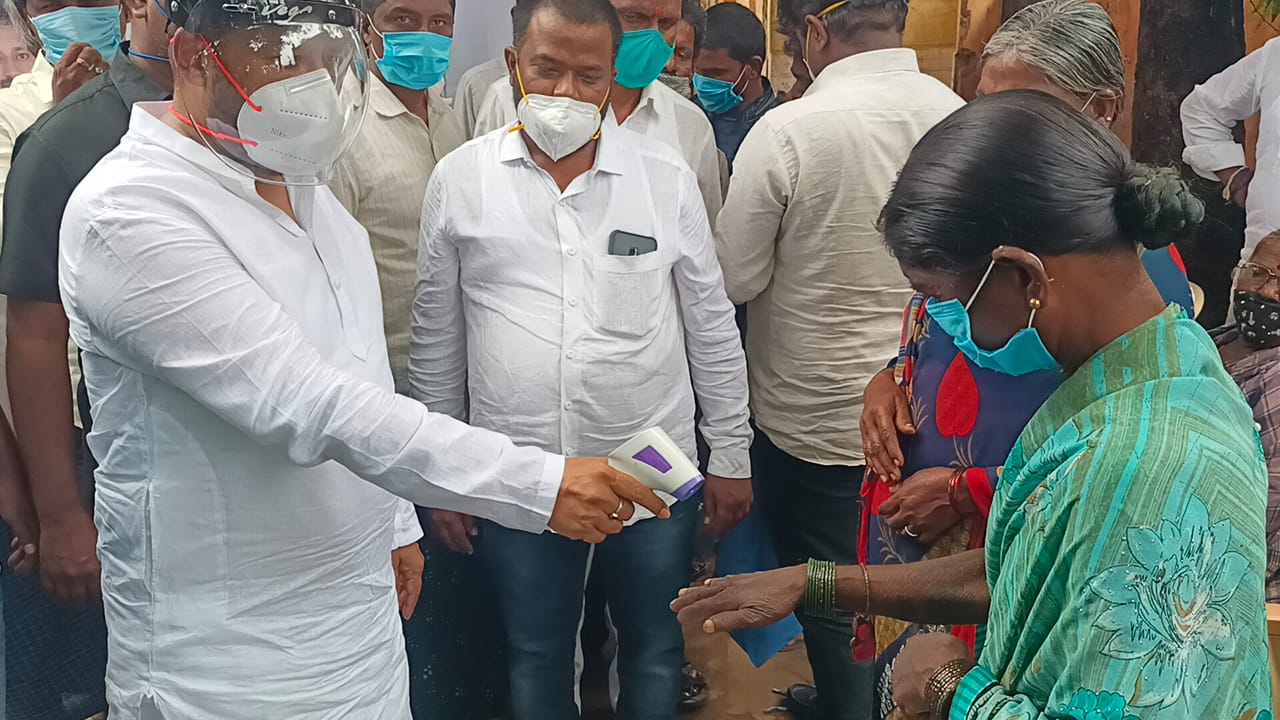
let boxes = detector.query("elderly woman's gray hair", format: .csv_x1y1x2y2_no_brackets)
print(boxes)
983,0,1125,104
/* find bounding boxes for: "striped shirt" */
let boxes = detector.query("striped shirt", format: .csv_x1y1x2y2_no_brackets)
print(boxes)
331,74,465,394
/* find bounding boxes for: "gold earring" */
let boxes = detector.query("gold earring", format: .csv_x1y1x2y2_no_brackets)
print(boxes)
1029,298,1043,309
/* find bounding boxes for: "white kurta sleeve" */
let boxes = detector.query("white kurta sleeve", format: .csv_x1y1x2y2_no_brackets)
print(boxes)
1180,42,1275,179
61,192,564,535
714,119,792,305
672,168,752,479
392,500,424,548
409,170,468,421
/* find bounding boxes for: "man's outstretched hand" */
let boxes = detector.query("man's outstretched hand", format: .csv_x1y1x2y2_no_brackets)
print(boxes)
549,458,669,543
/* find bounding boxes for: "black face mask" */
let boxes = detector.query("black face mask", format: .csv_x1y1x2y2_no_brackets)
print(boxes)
1234,291,1280,349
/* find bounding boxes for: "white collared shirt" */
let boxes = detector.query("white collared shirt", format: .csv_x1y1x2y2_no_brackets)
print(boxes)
58,103,563,719
1182,37,1280,262
473,78,723,223
330,75,466,394
716,49,964,466
410,123,752,523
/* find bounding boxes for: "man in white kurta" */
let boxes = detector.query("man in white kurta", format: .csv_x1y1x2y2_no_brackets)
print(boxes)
56,9,661,714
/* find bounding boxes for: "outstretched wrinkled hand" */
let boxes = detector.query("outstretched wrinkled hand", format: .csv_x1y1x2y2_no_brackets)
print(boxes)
670,565,806,634
549,458,669,543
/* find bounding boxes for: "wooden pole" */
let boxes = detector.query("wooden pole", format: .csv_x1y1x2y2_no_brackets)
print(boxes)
1131,0,1246,326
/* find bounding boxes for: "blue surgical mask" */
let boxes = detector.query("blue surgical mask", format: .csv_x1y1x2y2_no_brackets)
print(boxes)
373,29,451,91
30,5,122,66
924,259,1059,376
615,29,673,89
694,67,746,114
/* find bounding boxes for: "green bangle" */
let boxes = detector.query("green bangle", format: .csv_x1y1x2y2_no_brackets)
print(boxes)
803,559,837,620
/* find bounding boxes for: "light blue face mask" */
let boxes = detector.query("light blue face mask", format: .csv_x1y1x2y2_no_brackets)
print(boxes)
615,28,673,89
924,259,1059,376
374,29,451,91
30,5,122,66
693,67,745,114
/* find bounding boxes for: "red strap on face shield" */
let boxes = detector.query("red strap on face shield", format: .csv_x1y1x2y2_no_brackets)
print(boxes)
200,35,263,112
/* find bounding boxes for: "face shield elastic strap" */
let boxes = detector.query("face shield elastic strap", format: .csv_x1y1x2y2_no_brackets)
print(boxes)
169,36,263,147
508,57,609,140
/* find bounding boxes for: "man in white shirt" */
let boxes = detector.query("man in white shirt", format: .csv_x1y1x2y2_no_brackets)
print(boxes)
471,0,722,223
410,0,751,716
56,0,664,717
1181,37,1280,266
714,1,963,718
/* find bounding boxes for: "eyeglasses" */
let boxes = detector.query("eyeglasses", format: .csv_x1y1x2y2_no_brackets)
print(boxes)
1239,261,1280,284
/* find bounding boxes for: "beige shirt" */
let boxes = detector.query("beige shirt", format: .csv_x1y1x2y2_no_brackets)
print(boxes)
331,75,465,394
0,52,53,224
452,55,507,140
716,49,963,466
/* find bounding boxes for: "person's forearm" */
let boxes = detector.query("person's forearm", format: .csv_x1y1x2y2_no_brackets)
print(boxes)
6,310,84,526
0,404,34,535
835,549,990,625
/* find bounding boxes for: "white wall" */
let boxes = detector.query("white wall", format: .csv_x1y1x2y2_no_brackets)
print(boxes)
447,0,517,93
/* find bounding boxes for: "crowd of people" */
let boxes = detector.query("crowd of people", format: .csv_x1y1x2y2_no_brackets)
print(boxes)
0,0,1275,718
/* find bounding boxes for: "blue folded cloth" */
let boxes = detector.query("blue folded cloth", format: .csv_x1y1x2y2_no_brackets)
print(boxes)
715,496,802,667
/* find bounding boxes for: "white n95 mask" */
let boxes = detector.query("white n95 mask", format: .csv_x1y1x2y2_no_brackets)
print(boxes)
510,57,606,161
237,68,346,179
516,93,604,161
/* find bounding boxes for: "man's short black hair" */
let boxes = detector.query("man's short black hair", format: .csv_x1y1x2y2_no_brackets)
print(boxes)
513,0,622,57
681,0,704,51
703,2,764,64
777,0,908,42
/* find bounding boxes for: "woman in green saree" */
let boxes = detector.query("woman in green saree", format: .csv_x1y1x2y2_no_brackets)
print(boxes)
671,90,1273,720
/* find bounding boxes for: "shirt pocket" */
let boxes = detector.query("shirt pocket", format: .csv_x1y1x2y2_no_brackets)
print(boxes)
588,251,667,338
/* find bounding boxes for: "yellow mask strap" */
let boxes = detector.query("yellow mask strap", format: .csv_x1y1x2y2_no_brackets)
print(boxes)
508,56,611,144
818,0,847,16
510,57,530,133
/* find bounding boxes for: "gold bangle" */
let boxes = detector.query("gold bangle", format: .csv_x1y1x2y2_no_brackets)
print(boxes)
925,657,974,719
858,563,871,616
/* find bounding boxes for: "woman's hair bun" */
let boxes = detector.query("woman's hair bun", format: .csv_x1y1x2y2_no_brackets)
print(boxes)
1114,164,1205,250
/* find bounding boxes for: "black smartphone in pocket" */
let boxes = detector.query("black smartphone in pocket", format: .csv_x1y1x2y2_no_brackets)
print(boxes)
608,230,658,256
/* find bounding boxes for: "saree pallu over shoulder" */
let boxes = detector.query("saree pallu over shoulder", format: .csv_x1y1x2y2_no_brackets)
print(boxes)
951,307,1274,720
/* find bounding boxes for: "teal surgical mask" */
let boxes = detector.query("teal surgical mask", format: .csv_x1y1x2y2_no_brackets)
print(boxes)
373,29,451,91
615,28,673,89
924,259,1059,376
30,5,122,66
693,67,746,114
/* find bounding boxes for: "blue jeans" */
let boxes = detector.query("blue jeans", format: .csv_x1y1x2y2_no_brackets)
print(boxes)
480,494,701,720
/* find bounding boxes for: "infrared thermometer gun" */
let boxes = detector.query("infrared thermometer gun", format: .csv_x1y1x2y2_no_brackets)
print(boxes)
608,427,704,502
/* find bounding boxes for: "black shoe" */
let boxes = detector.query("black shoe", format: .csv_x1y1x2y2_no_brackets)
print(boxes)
679,662,710,712
770,684,820,720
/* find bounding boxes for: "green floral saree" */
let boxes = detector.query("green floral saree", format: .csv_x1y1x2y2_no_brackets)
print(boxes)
951,307,1273,720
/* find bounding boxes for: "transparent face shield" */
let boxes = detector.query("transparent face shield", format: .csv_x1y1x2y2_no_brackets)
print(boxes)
173,0,369,186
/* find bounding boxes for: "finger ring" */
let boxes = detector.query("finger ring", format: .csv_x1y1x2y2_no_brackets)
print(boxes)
610,500,624,520
903,526,920,538
93,65,104,74
75,57,91,68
